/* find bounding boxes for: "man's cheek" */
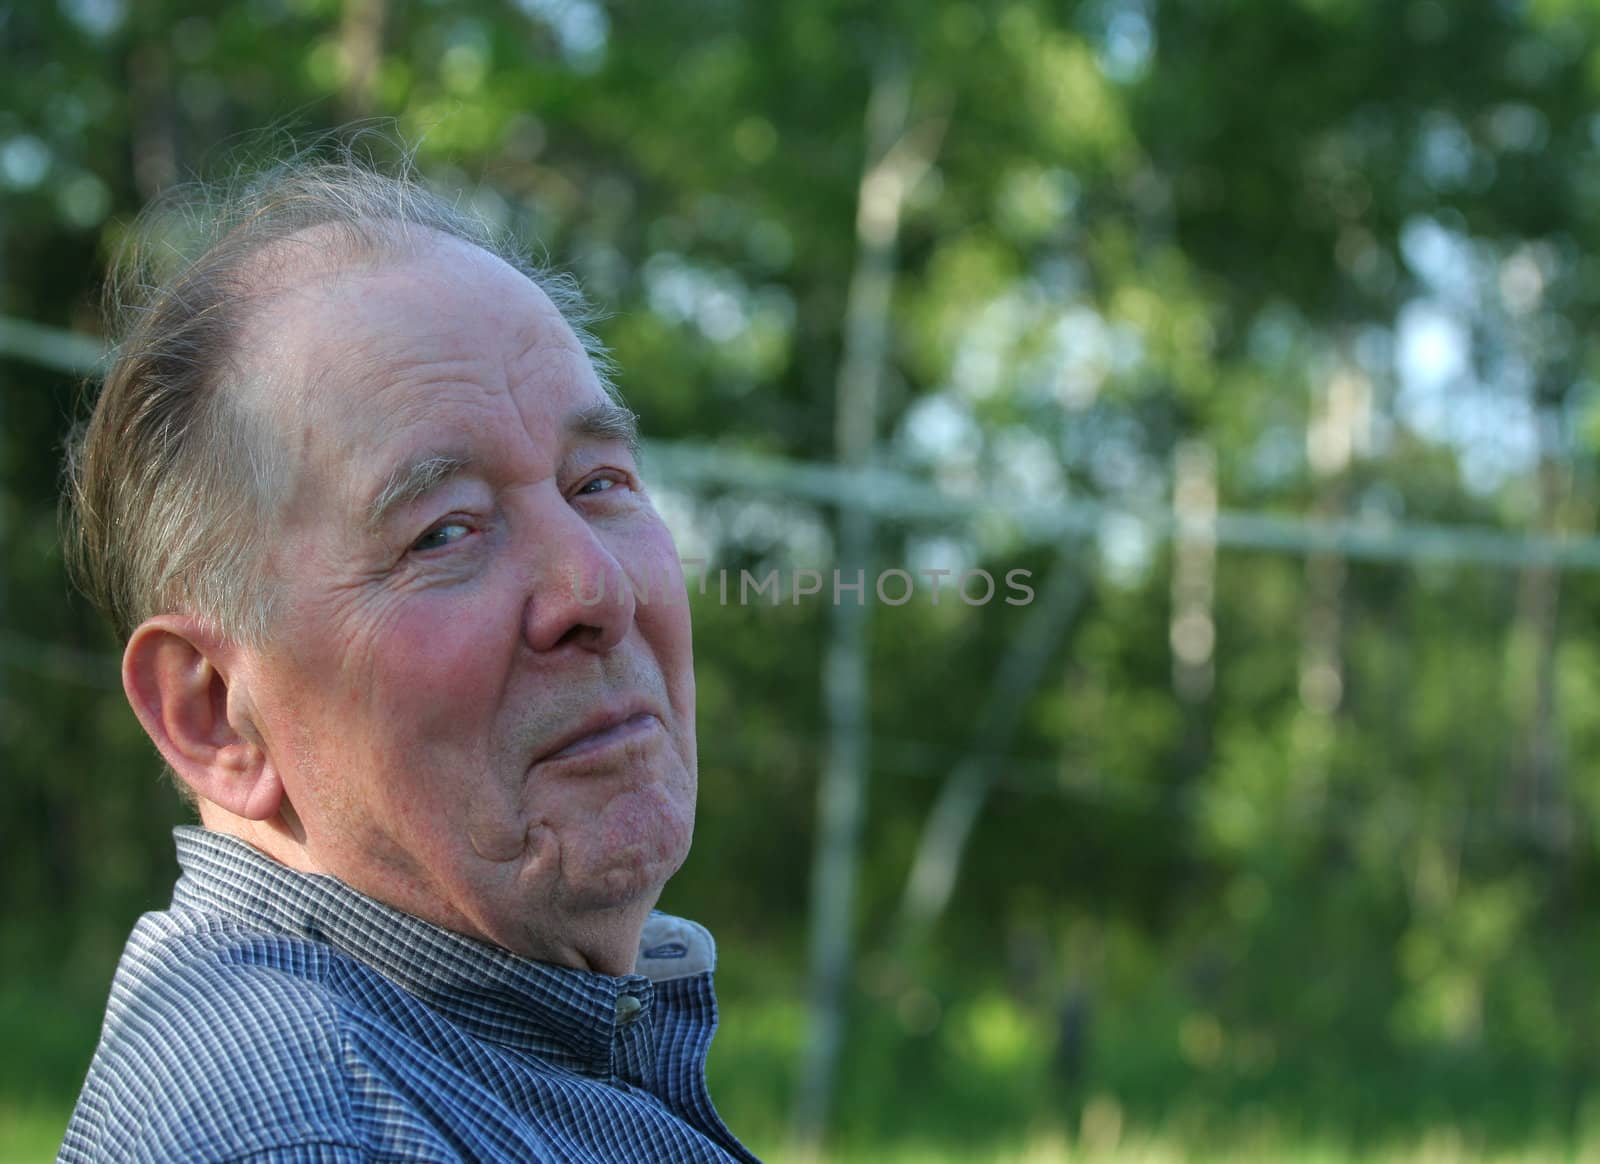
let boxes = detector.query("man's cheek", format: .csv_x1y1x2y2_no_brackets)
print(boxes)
637,534,690,606
382,600,500,691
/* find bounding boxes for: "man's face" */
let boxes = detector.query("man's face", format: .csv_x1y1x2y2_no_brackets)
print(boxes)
233,235,696,965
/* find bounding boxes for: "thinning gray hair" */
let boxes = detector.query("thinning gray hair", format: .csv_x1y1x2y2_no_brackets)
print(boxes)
64,137,614,647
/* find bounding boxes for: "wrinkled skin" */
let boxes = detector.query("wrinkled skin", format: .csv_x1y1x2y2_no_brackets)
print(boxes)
222,234,697,973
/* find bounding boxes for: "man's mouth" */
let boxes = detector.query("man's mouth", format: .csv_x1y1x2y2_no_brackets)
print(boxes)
539,709,661,764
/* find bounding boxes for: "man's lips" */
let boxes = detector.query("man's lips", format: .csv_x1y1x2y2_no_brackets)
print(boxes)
537,707,662,765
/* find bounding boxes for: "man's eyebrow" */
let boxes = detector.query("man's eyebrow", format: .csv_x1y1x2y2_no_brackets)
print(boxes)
568,401,640,453
364,452,471,534
362,405,636,534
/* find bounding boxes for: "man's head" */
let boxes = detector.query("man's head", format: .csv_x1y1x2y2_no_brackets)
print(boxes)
65,149,697,975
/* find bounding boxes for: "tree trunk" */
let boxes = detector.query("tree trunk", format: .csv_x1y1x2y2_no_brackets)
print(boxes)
1170,438,1217,795
1291,360,1368,815
1508,406,1570,853
790,56,941,1158
894,537,1086,953
339,0,387,120
127,23,178,200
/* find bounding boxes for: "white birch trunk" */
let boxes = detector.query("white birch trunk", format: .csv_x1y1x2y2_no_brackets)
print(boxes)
790,57,941,1157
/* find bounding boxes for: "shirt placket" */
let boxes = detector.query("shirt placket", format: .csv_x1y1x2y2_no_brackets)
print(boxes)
608,979,658,1093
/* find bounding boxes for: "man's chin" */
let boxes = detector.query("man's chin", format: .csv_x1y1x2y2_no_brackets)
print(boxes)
556,851,683,916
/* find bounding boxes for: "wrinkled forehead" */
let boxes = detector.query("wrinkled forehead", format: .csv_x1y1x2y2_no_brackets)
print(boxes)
235,226,574,384
233,229,585,458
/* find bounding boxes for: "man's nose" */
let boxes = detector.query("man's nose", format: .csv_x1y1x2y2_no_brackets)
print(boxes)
520,502,635,655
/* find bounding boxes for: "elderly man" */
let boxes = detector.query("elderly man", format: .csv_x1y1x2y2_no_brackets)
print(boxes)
58,152,758,1163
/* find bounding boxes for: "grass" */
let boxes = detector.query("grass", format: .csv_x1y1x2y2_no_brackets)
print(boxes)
750,1135,1600,1162
6,1102,1597,1164
6,960,1598,1164
699,980,1600,1164
0,1105,68,1164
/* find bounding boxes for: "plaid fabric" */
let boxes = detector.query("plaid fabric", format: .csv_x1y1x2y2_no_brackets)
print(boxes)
59,827,761,1163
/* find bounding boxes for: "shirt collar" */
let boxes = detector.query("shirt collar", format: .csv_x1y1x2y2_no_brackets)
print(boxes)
168,826,711,1075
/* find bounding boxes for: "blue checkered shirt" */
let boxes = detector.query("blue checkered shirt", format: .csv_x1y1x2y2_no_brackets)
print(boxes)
59,827,761,1163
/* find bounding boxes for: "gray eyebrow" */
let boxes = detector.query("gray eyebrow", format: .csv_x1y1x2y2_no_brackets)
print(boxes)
362,404,640,535
364,453,471,535
569,400,640,454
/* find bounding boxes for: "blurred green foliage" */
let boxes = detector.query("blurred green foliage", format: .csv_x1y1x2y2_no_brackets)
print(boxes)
7,0,1600,1160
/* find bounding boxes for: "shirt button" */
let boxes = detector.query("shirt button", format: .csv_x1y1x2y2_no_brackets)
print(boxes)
615,994,643,1025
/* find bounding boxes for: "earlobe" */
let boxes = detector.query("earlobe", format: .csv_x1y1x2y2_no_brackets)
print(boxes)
122,617,284,821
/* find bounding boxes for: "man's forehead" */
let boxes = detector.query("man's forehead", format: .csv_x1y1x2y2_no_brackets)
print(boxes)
246,232,563,348
227,231,614,526
237,232,584,426
243,222,502,296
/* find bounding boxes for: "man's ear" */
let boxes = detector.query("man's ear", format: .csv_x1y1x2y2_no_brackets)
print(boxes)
122,615,284,821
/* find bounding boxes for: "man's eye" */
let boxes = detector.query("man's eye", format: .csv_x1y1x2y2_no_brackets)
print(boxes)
577,475,619,496
412,521,471,552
